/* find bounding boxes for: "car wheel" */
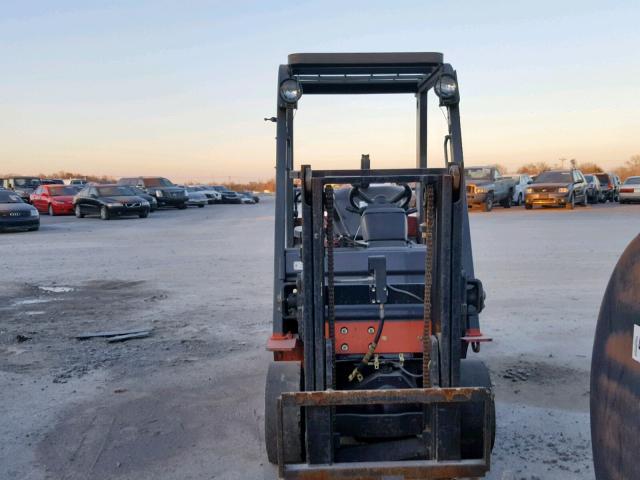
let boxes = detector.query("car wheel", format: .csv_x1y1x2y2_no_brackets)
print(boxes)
177,203,187,210
566,194,575,210
483,194,494,212
139,210,149,218
525,203,533,210
501,193,512,208
75,204,84,218
197,204,205,208
48,204,56,216
100,206,110,220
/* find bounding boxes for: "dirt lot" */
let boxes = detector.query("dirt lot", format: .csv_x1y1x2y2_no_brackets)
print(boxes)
1,199,638,480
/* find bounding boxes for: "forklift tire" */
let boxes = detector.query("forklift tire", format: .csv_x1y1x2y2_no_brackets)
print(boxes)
459,360,495,459
265,361,304,465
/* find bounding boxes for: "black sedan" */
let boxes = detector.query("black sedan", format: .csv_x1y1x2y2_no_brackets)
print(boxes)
0,190,40,232
129,186,158,212
73,185,151,220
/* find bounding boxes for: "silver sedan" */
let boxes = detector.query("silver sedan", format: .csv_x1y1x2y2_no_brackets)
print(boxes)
619,176,640,204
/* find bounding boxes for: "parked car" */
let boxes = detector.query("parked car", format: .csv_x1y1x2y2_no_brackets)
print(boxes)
504,174,532,206
67,178,88,186
240,194,256,204
240,191,260,203
73,185,150,220
2,177,41,203
0,190,40,232
194,186,222,204
584,174,604,204
619,176,640,204
465,166,517,211
40,178,65,185
183,186,208,207
128,186,158,212
118,177,188,209
525,169,588,209
211,186,242,204
592,173,620,202
30,184,82,216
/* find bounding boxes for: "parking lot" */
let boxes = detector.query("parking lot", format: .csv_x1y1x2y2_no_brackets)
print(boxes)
0,199,638,480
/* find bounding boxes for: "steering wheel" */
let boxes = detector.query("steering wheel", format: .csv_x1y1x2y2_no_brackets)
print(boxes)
348,184,413,212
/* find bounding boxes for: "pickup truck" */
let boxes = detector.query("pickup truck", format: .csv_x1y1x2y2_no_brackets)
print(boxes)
465,166,517,212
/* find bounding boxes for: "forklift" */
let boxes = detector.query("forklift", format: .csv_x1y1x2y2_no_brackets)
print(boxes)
265,52,494,479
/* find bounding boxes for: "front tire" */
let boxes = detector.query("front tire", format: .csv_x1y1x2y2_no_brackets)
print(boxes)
460,360,496,459
483,194,494,212
75,204,84,218
100,206,110,220
139,210,149,218
265,362,303,465
177,203,187,210
566,194,575,210
197,204,205,208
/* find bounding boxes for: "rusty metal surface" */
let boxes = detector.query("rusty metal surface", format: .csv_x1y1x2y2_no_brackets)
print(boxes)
591,234,640,480
283,458,487,479
281,387,489,408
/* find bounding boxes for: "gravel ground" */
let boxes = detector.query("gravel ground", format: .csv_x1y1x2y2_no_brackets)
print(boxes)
0,198,638,480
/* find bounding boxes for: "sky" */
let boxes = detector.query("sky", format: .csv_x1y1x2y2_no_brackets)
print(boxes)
0,1,639,182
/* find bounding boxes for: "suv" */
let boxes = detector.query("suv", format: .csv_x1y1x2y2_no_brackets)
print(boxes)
591,172,620,202
2,177,41,203
118,177,188,209
525,169,588,209
211,185,242,204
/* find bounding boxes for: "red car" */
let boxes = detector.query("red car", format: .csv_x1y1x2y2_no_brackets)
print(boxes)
30,185,82,216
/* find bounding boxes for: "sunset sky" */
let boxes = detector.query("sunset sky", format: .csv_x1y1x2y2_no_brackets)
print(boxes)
1,1,639,182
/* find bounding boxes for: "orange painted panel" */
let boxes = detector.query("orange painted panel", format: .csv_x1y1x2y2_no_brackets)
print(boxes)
326,320,423,354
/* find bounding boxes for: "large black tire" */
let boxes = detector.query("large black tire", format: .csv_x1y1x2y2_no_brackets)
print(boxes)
177,203,187,210
139,210,149,218
100,206,110,220
459,360,495,460
483,194,494,212
591,235,640,480
265,362,303,465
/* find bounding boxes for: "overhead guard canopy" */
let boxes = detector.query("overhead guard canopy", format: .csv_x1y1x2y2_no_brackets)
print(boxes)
287,52,444,94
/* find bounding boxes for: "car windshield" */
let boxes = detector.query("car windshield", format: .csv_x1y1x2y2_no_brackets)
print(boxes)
624,177,640,185
49,186,81,196
465,168,492,180
0,191,23,203
534,171,571,183
14,178,40,188
143,178,174,187
97,186,135,196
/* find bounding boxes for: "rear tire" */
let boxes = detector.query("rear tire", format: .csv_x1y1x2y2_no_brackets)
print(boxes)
100,206,110,220
460,360,495,459
265,361,303,465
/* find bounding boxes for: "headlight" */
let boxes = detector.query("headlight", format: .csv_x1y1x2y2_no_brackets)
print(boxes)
434,74,459,104
558,187,569,193
30,209,39,217
156,190,164,197
280,78,302,104
526,187,533,194
475,187,487,193
141,201,149,206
